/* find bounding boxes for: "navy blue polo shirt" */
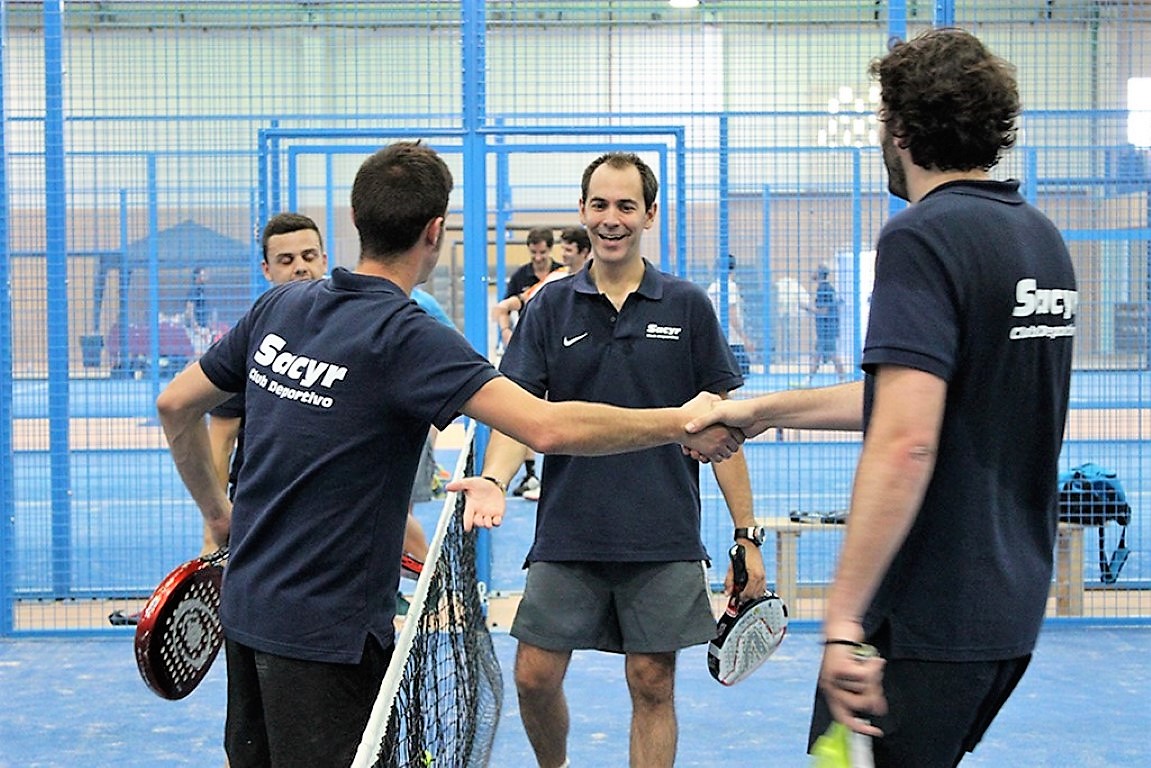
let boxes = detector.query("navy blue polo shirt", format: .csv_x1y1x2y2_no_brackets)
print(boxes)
199,267,499,663
500,260,743,563
860,180,1075,661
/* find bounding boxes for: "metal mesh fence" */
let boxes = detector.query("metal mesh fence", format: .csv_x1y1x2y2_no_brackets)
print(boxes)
1,1,1147,634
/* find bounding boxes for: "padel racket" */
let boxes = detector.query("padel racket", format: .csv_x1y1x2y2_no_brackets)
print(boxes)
708,543,788,686
134,547,228,700
400,552,423,581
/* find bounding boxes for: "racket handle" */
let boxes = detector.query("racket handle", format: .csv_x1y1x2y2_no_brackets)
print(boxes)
848,730,874,768
728,544,748,592
848,642,878,768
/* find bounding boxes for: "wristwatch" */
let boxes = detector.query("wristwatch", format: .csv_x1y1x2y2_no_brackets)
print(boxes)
733,526,766,547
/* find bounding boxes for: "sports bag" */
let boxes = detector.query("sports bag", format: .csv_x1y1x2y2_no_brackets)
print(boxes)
1057,463,1131,584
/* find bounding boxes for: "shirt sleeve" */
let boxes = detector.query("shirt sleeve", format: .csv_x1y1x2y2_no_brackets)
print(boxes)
862,226,958,381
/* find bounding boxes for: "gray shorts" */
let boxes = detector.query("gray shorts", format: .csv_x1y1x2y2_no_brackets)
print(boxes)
511,561,716,654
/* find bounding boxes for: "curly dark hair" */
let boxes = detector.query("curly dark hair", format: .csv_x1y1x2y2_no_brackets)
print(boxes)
870,28,1020,172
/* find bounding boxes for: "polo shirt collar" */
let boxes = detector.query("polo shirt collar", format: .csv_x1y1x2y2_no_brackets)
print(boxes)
330,266,404,294
573,258,665,300
924,178,1021,204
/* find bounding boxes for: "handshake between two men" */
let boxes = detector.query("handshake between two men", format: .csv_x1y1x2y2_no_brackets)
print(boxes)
451,389,767,532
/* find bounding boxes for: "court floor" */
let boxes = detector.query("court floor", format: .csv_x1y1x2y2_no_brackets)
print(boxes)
0,623,1147,767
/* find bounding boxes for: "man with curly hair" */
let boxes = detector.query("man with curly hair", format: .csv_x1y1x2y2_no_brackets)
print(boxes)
686,28,1076,766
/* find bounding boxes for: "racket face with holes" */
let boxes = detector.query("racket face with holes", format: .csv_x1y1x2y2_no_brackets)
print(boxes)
708,591,789,686
134,551,227,700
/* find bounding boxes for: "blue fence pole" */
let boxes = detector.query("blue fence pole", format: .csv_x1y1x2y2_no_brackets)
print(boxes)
460,0,493,592
0,0,15,632
716,115,730,331
117,190,131,373
146,155,162,404
44,0,72,596
761,185,773,367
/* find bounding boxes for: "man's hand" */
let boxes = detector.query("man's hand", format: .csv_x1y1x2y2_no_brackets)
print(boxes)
678,392,745,463
818,640,888,738
446,475,508,531
725,543,767,600
684,397,773,441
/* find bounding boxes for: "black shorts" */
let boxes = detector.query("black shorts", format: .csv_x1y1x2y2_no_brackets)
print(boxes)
224,635,393,768
807,651,1031,767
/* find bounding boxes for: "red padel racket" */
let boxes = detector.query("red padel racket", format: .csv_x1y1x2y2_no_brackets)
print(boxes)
134,547,228,700
400,552,423,581
708,543,789,686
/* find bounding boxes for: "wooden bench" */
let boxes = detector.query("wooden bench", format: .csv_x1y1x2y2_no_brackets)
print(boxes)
756,516,1089,617
754,516,840,608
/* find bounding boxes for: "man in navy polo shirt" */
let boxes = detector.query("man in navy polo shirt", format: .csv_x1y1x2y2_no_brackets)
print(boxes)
473,152,765,768
155,142,743,768
686,29,1076,767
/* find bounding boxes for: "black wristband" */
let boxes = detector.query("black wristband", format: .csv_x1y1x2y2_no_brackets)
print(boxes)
481,475,507,493
823,638,866,648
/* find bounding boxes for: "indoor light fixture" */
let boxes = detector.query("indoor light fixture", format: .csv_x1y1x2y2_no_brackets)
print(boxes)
668,0,701,9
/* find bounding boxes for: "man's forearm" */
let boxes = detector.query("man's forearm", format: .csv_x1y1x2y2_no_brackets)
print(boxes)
533,399,727,457
823,429,935,639
713,446,756,528
480,430,534,489
765,381,864,431
161,408,232,526
463,379,738,463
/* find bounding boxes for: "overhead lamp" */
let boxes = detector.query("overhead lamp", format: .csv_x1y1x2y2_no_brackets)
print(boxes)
668,0,701,8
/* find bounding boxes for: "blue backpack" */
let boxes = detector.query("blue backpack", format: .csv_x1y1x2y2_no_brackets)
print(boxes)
1057,463,1131,584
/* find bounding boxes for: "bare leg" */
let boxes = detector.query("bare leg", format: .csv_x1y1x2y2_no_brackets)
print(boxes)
625,651,678,768
515,642,573,768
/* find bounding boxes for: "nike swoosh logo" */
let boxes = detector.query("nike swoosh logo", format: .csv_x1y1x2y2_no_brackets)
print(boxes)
562,332,589,347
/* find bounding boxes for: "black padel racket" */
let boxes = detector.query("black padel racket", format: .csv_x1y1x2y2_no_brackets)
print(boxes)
708,543,788,686
134,547,228,700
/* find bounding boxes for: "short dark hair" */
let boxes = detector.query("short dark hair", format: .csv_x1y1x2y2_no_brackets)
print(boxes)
351,141,453,260
526,227,554,248
559,226,591,253
870,27,1020,172
260,212,323,263
581,152,659,212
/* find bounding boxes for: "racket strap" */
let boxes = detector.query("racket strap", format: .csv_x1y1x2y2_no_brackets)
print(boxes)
1099,524,1129,585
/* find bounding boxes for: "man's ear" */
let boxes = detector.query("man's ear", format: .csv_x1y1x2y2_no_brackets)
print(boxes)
427,216,445,248
644,202,658,229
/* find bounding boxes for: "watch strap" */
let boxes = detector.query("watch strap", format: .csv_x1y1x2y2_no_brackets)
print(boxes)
734,526,765,546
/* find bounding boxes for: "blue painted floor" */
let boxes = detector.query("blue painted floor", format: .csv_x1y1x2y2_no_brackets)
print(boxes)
0,624,1147,767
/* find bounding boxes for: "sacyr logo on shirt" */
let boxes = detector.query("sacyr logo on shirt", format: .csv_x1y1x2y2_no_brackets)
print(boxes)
645,323,683,341
1012,279,1077,320
252,333,348,388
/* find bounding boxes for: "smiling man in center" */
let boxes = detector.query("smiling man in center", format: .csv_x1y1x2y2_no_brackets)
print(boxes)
474,152,764,768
